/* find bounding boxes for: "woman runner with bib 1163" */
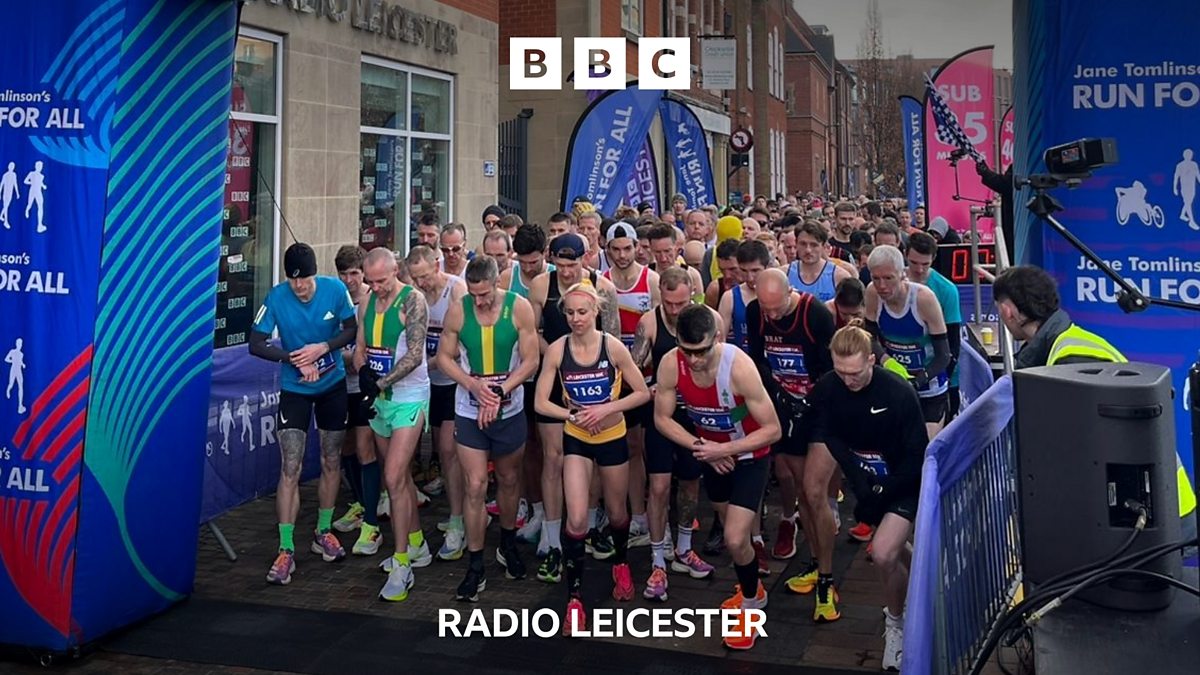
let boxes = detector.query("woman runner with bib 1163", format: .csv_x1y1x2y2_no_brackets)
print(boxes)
534,280,650,636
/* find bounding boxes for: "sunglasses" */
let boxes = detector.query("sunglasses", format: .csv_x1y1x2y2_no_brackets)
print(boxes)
440,245,465,254
679,341,715,357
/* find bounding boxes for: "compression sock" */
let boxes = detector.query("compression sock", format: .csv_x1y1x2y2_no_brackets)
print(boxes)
317,509,334,534
278,523,295,552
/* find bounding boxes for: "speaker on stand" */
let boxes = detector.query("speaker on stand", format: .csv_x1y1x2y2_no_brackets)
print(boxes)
1014,362,1182,612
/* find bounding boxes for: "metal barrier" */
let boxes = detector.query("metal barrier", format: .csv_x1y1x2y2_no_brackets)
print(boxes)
903,375,1020,674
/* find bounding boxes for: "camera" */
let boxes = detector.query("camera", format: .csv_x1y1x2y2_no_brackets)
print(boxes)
1044,138,1119,179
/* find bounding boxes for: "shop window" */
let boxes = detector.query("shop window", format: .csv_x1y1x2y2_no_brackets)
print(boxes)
217,30,279,350
359,57,454,252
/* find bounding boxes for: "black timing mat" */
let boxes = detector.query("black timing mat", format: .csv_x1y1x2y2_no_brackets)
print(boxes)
102,598,861,675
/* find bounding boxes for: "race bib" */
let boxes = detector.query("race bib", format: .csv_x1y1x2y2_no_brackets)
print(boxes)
853,450,889,477
686,404,734,433
764,343,812,396
563,368,612,406
315,351,337,375
426,327,442,358
883,340,923,370
365,346,394,376
468,372,512,407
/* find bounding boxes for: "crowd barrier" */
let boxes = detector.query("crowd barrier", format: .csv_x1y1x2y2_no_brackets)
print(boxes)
904,357,1020,674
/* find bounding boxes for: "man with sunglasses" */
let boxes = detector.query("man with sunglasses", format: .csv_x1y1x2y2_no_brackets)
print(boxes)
439,222,471,277
653,305,781,651
526,233,621,582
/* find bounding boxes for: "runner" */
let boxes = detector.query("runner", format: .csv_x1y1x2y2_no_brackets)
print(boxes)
904,232,962,418
435,256,540,601
354,248,432,601
829,202,858,262
405,245,469,561
826,277,867,330
704,239,743,310
744,270,842,622
788,221,852,301
500,224,555,545
249,243,357,585
601,221,660,549
646,223,704,303
527,233,621,581
482,229,513,272
440,222,470,277
534,280,651,634
577,210,608,273
547,211,576,239
807,323,929,671
864,245,951,439
653,305,782,651
631,267,721,601
719,239,771,352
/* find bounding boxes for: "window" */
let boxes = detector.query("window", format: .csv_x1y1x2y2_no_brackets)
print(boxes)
767,30,775,98
217,29,280,349
622,0,642,35
745,24,752,91
359,58,454,253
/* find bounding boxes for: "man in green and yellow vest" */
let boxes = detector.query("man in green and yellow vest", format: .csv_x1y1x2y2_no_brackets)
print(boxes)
994,266,1197,523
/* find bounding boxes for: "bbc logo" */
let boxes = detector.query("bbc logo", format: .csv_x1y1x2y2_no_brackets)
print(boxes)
510,37,691,91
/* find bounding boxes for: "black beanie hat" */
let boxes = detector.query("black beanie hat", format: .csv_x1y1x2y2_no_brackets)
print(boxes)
284,242,318,279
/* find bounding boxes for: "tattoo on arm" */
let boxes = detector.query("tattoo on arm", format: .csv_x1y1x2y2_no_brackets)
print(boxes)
382,291,428,387
601,286,621,336
630,320,651,367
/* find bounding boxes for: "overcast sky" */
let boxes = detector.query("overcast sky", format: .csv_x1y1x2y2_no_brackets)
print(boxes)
794,0,1014,70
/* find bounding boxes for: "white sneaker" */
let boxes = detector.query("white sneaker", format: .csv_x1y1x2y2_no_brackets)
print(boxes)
438,529,466,561
416,490,431,507
882,610,904,672
423,476,445,496
517,511,543,544
628,519,651,548
377,493,390,518
664,530,675,562
409,540,433,568
379,562,414,602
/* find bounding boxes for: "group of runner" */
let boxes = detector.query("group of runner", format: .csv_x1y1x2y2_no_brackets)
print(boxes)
249,197,961,671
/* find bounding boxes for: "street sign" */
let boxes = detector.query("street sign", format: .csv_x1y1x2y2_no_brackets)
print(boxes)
730,128,753,153
483,160,496,177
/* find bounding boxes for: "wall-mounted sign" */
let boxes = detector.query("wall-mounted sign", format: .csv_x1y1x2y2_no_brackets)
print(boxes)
248,0,458,55
483,160,496,177
700,37,737,90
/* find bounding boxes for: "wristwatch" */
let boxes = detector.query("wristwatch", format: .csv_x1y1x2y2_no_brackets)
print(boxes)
489,384,505,399
872,484,884,495
567,408,580,424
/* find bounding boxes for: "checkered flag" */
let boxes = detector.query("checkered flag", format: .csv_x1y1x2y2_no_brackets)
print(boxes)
925,74,985,162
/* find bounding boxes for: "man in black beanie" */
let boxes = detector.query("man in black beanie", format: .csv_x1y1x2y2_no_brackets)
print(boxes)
250,242,358,585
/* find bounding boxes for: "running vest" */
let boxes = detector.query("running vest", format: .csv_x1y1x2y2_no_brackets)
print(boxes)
731,285,750,351
650,307,685,406
875,283,948,398
603,265,653,350
454,291,524,419
759,293,819,399
363,286,430,402
510,261,554,298
560,335,625,443
788,260,837,302
542,269,600,345
676,344,769,461
425,280,457,387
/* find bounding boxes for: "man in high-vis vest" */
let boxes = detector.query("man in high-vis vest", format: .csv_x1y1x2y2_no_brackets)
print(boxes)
994,266,1197,521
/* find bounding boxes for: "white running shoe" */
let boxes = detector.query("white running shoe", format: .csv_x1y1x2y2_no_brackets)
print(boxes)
409,540,433,568
664,529,675,562
377,493,390,518
627,519,651,548
438,529,466,561
423,476,445,496
379,562,414,602
517,511,543,544
882,609,904,672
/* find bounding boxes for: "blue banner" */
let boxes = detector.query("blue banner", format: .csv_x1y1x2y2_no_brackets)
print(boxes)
0,0,236,651
900,95,925,209
660,97,716,209
1015,0,1199,482
562,85,663,214
623,139,661,213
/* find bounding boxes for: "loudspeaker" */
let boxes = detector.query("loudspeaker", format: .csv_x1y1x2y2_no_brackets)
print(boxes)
1014,362,1182,611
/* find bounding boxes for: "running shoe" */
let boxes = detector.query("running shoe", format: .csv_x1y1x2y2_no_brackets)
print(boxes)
438,529,465,561
265,550,295,585
882,610,904,671
311,531,346,562
410,540,433,568
585,528,615,560
703,519,725,555
669,550,715,579
486,499,500,517
438,514,491,532
379,562,414,602
627,519,651,548
423,476,445,497
830,498,842,535
785,562,819,595
516,510,543,544
642,566,668,602
352,523,383,556
333,502,364,532
720,581,768,610
723,610,762,651
813,583,841,623
377,493,390,519
416,490,431,508
849,522,874,542
773,518,797,559
456,568,486,602
612,563,635,601
753,540,770,577
664,529,675,562
497,541,527,580
537,547,563,583
562,597,586,637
